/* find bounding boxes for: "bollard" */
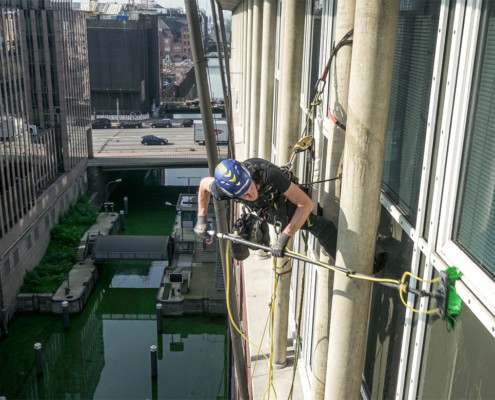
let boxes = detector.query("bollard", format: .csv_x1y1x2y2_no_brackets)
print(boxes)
150,345,158,378
151,377,158,400
62,301,70,330
124,196,129,215
119,210,125,231
34,343,43,376
157,331,164,360
156,303,163,333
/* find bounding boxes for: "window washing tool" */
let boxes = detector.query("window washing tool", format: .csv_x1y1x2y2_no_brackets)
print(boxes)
208,230,463,328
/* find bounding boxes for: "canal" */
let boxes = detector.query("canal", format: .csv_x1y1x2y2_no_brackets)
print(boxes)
0,176,228,399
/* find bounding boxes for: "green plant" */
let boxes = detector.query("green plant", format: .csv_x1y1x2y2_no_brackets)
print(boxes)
21,193,98,294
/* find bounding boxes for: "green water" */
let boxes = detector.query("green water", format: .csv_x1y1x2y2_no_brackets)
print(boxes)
0,178,228,399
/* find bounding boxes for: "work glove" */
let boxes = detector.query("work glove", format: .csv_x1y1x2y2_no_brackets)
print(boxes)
194,216,211,237
271,232,291,258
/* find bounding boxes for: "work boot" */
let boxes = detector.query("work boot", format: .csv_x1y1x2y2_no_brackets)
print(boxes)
306,214,337,258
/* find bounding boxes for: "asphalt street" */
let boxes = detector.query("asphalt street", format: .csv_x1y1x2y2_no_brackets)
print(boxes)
91,125,208,155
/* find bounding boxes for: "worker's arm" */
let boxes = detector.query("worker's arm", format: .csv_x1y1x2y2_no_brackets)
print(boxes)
194,177,215,237
197,177,215,216
283,183,314,236
271,182,313,258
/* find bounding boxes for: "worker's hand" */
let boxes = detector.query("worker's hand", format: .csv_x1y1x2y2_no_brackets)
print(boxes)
194,216,211,237
271,232,291,258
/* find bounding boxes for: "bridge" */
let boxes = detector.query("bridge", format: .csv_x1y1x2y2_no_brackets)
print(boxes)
88,126,228,169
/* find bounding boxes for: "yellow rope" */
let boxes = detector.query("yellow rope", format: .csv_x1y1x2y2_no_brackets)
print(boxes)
263,256,278,400
225,242,278,399
225,243,271,362
285,248,443,316
398,272,442,315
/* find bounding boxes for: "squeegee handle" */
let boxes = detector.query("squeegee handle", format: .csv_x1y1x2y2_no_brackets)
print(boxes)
208,231,351,275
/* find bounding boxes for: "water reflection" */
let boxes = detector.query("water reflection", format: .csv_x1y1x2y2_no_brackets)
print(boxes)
0,261,227,400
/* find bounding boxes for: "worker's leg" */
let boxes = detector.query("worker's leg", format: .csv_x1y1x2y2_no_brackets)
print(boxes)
305,214,337,258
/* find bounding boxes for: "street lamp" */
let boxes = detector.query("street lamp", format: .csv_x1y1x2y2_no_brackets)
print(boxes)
105,178,122,214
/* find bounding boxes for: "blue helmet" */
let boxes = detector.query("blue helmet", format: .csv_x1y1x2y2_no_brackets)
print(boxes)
214,159,252,198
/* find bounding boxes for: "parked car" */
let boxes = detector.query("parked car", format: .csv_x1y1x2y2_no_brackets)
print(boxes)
141,135,168,145
118,120,143,129
181,119,193,127
150,119,172,128
92,118,112,129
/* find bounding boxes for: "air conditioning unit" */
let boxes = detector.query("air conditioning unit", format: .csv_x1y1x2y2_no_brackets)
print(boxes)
29,125,38,136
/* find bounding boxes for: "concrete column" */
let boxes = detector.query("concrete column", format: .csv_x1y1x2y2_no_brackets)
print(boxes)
258,0,277,160
272,0,305,367
324,1,399,399
243,0,253,158
310,2,355,399
248,0,263,158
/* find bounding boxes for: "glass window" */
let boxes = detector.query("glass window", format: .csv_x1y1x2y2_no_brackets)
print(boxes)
382,0,442,225
454,0,495,277
418,294,495,398
363,207,414,398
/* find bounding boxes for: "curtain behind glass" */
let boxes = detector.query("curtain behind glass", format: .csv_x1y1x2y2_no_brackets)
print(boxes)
382,1,441,225
455,1,495,276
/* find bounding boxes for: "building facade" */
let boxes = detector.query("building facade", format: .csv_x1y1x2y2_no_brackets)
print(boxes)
226,0,495,398
0,0,91,325
86,15,159,116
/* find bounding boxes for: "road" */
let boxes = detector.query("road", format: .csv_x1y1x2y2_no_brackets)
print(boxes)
91,125,206,154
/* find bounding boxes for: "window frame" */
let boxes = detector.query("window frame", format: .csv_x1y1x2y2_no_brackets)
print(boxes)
437,0,495,317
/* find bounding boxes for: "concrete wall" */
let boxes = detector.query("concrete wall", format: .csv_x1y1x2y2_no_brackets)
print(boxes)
0,161,88,322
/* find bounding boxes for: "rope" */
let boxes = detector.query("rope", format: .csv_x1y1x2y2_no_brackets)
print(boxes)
284,247,444,316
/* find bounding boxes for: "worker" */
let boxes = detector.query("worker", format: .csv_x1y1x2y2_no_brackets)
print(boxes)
194,158,337,259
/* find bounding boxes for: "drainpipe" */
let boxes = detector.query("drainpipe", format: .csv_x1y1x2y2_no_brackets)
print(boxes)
258,0,277,161
210,0,235,158
243,0,253,158
310,2,355,399
324,1,399,399
272,0,305,368
184,2,249,399
248,0,262,158
217,1,235,157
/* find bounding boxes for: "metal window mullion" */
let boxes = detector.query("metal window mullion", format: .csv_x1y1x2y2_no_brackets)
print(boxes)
41,10,54,127
30,13,48,187
3,10,29,220
50,129,57,177
45,129,54,179
30,12,45,129
14,16,35,211
53,12,69,172
19,14,41,196
1,15,24,221
0,41,19,227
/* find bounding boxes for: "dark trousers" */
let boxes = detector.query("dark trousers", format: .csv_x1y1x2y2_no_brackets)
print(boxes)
303,214,337,258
